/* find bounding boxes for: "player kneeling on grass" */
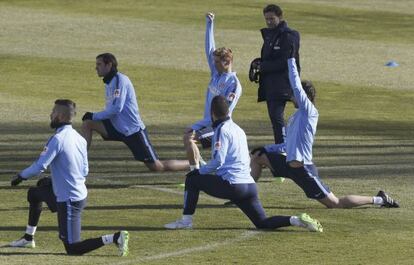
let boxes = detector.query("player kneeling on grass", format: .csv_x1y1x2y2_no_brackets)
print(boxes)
184,12,242,171
82,53,189,172
165,95,322,232
9,99,129,256
250,54,399,209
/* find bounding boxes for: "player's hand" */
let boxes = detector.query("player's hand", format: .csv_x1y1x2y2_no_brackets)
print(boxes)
206,12,215,21
250,147,266,156
11,174,24,186
82,112,93,121
186,169,200,178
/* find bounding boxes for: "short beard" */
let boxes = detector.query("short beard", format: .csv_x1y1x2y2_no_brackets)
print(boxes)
50,120,60,129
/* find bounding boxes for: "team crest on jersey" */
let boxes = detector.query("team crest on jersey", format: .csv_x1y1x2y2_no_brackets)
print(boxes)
227,93,236,102
214,141,221,150
113,89,121,98
40,146,48,155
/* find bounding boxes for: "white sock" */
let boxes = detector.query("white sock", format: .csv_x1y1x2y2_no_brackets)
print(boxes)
372,196,384,205
25,225,37,236
289,216,304,227
101,234,114,245
182,215,193,223
189,165,199,171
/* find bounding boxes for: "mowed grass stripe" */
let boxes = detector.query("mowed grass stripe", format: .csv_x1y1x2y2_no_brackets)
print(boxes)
1,5,414,91
1,0,414,43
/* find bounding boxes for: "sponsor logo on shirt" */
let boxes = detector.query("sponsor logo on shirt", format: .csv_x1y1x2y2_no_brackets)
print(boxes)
40,146,48,155
227,92,236,102
113,89,121,98
214,141,221,150
273,46,281,50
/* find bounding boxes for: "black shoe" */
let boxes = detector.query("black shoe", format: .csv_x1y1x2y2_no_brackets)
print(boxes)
223,201,235,206
377,190,400,208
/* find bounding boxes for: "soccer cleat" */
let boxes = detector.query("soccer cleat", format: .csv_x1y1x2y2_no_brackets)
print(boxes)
298,213,323,232
8,237,35,248
116,231,129,257
377,190,400,208
164,219,193,229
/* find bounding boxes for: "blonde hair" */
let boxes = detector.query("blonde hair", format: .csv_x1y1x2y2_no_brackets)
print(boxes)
213,47,233,64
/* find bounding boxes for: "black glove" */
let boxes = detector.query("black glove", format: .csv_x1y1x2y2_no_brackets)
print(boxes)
82,112,93,121
11,174,24,186
37,176,52,187
186,169,200,178
250,147,266,156
249,58,261,83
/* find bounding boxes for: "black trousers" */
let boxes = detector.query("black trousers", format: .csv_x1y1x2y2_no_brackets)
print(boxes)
266,99,288,144
183,173,291,229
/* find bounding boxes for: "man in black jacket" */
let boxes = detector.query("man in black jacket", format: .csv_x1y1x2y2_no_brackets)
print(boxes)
256,4,300,144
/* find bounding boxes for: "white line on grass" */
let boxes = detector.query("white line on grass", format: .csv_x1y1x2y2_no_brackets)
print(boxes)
114,230,260,265
108,185,262,265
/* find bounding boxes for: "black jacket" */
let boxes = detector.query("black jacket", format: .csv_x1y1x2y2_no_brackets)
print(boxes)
258,21,300,102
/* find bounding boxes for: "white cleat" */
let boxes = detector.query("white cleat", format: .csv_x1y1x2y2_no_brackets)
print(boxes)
116,231,129,257
9,238,35,248
164,219,193,229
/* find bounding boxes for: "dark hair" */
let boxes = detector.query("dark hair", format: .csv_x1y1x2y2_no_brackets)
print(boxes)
96,53,118,71
301,80,316,103
211,95,229,119
54,99,76,118
263,4,283,17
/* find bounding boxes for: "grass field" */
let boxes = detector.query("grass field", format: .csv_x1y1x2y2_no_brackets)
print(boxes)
1,0,414,264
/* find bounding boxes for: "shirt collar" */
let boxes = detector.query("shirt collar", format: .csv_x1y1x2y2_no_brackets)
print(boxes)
55,123,72,132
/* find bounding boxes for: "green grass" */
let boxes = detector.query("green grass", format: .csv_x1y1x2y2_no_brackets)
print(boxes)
1,0,414,264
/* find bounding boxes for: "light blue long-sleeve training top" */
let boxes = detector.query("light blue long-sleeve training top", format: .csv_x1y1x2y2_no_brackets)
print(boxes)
20,125,88,202
191,18,242,131
93,72,145,136
285,58,318,165
199,118,254,184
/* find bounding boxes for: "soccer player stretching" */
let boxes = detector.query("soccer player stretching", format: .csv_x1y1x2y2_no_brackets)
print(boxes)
82,53,189,172
9,100,129,256
250,53,399,209
184,12,242,171
166,96,322,232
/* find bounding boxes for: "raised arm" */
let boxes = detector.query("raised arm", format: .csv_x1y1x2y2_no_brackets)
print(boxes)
288,57,315,115
205,12,216,74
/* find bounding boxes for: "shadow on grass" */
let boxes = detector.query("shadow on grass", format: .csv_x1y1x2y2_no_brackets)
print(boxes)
1,120,414,180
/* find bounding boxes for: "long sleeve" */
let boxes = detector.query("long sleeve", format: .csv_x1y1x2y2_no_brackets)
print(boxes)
205,18,216,75
20,136,60,179
93,75,128,120
288,58,315,115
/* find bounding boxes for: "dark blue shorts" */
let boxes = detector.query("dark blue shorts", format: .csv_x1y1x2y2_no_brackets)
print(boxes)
102,119,158,162
195,126,214,149
57,199,86,244
265,152,331,199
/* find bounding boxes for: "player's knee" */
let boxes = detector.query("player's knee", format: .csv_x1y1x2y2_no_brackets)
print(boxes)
27,187,39,203
64,243,82,256
145,161,164,172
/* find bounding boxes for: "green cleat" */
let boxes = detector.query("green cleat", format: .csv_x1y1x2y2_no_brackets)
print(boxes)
299,213,323,232
117,230,129,257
